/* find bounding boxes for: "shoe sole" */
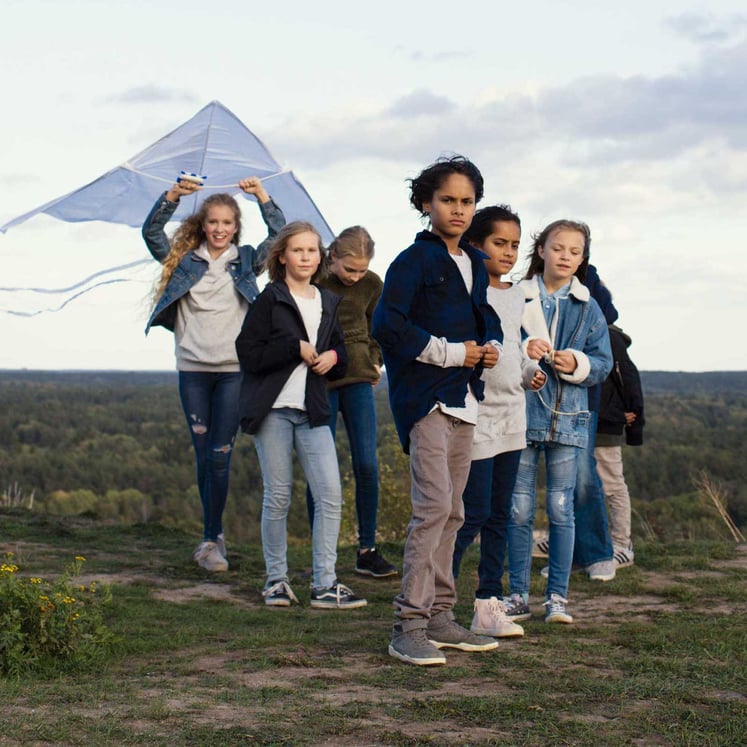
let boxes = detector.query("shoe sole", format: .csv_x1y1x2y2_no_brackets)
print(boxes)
588,572,616,581
354,567,398,578
545,614,573,624
471,626,524,638
264,599,292,607
428,638,499,652
310,600,368,609
506,612,532,622
388,644,445,666
196,562,228,572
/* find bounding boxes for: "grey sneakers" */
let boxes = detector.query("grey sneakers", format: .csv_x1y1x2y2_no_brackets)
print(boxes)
426,613,499,652
389,625,446,666
389,613,499,665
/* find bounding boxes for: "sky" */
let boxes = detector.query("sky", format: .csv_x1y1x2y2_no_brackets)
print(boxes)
1,0,746,372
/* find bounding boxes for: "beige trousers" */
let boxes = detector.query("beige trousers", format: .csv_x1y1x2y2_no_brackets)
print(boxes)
394,409,474,629
594,445,632,551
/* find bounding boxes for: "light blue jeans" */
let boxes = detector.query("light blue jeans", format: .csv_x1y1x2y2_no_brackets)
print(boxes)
306,382,380,549
254,407,342,590
508,442,579,599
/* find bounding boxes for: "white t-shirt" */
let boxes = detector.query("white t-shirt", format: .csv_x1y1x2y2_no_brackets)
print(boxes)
273,288,322,410
416,250,478,424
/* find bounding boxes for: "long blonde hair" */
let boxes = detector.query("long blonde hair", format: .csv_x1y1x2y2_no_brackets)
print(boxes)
265,221,324,283
153,194,242,301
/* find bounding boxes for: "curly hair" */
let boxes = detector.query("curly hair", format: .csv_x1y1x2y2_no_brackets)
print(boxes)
153,194,242,302
408,155,484,217
524,219,591,283
265,221,324,283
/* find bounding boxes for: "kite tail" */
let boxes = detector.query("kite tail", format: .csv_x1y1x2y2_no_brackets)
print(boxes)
0,259,152,316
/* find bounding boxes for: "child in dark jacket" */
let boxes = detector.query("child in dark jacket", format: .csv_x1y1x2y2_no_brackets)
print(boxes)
595,324,645,567
236,221,366,610
373,155,503,666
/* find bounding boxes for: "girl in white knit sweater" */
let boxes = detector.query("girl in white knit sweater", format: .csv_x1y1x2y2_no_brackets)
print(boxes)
451,205,545,638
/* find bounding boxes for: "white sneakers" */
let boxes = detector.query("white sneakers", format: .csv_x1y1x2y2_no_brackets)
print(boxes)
470,597,525,638
194,540,228,572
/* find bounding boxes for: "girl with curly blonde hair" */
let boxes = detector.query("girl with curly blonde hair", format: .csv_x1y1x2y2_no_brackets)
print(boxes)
142,176,285,572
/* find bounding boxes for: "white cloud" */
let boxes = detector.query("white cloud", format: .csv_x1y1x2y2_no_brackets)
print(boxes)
105,85,197,105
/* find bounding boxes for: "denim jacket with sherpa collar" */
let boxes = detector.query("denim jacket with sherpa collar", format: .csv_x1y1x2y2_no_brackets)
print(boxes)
142,192,285,334
519,275,612,448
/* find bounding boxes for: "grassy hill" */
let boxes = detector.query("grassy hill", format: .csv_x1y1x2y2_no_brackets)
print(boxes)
0,510,745,746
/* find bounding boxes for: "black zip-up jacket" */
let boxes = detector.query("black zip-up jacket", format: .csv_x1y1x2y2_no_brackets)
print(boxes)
597,325,645,446
235,280,347,434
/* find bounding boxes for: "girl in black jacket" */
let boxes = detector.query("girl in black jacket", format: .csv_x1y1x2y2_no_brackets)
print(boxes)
236,221,367,610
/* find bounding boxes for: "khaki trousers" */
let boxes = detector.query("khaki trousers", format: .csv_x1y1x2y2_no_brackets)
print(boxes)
594,445,632,551
394,409,474,630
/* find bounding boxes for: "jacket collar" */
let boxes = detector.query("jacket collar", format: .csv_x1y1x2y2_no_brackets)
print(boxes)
415,229,489,261
522,275,590,302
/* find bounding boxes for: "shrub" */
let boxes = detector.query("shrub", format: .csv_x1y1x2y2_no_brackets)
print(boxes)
0,553,114,676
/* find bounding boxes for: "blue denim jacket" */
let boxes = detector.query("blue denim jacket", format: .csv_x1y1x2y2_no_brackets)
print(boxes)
520,276,612,448
142,193,285,334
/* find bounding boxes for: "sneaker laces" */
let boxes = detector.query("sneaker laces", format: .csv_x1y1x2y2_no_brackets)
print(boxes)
544,594,568,612
504,593,526,613
484,597,510,622
330,582,356,601
262,580,299,603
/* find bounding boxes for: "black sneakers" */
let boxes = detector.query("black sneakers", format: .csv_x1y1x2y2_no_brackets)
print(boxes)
354,548,398,578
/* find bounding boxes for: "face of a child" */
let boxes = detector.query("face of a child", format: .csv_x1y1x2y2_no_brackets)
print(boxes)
479,221,521,282
328,253,370,286
279,231,321,283
422,173,476,248
538,228,586,287
202,205,238,253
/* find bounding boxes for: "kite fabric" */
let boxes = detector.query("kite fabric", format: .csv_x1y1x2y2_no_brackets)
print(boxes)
1,100,335,243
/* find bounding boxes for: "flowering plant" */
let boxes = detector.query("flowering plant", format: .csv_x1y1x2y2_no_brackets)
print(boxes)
0,553,113,676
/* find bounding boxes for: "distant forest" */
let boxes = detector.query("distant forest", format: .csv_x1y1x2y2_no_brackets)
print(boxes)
1,370,745,544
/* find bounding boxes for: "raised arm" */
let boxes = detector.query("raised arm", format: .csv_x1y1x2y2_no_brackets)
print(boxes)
141,180,201,263
238,176,286,274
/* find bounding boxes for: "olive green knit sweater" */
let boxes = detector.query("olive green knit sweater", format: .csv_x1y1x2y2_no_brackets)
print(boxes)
317,270,383,389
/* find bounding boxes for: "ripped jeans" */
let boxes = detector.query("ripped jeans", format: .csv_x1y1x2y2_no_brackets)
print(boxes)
178,371,242,542
508,442,579,599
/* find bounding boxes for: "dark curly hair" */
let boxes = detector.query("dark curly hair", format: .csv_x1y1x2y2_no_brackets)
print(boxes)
408,155,484,217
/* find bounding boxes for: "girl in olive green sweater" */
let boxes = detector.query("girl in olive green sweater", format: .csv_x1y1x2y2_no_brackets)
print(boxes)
306,226,397,578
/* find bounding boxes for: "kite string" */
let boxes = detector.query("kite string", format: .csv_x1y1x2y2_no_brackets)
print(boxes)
119,162,290,189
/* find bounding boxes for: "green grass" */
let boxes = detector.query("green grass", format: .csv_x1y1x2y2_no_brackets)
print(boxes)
1,510,745,746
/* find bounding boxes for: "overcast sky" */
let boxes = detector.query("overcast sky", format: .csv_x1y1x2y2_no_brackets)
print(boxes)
2,0,746,372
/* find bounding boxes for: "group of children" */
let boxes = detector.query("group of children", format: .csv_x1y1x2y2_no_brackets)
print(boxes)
143,154,641,667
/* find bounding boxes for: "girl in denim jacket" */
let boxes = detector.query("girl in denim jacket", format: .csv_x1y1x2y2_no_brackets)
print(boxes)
504,220,612,625
142,176,285,573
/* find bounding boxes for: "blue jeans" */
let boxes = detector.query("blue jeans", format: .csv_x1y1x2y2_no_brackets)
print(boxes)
306,383,380,549
452,450,522,599
508,443,579,599
254,408,342,590
178,371,242,542
573,411,614,566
